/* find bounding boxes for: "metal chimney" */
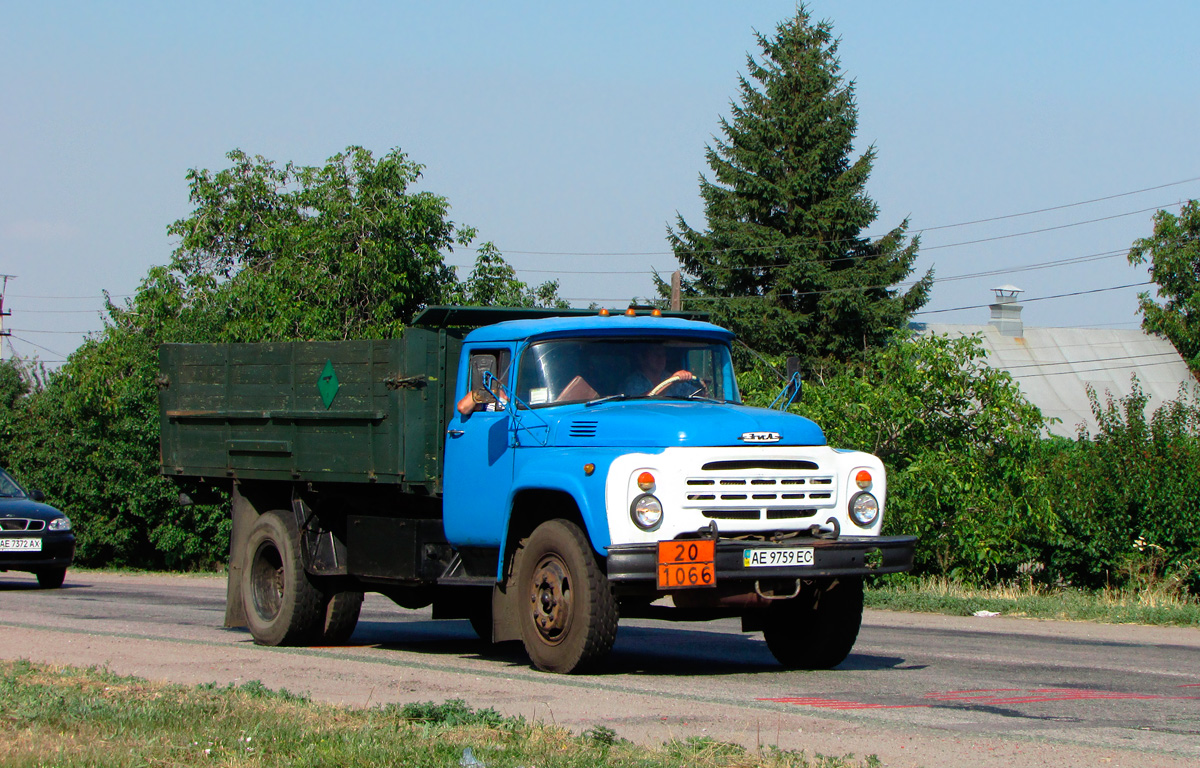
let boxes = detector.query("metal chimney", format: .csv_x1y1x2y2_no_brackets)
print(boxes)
989,285,1024,337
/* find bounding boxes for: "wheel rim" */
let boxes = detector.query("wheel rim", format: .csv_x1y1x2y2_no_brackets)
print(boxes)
528,553,573,645
250,542,285,621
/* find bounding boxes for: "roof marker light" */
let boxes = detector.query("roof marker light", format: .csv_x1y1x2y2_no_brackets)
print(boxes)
598,308,610,316
625,307,637,316
651,308,662,317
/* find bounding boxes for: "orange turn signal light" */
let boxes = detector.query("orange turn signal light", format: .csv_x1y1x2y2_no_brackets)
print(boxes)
598,308,610,316
855,470,872,489
637,471,655,491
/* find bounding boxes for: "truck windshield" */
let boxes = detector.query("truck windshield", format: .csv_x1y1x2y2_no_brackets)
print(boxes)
515,337,740,407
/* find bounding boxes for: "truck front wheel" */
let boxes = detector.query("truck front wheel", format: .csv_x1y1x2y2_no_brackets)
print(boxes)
242,510,324,646
762,576,863,670
515,519,618,673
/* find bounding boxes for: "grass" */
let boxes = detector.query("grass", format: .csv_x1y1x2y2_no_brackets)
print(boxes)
0,660,882,768
865,575,1200,627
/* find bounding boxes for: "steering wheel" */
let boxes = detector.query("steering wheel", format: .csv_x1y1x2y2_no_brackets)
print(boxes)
647,375,708,397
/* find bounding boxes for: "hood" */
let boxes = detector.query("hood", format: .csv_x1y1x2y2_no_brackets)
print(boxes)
545,401,825,448
0,497,67,521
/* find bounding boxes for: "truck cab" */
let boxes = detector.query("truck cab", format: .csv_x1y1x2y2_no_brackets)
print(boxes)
438,311,914,672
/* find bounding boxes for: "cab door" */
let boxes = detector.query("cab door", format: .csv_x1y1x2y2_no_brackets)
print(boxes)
442,345,515,547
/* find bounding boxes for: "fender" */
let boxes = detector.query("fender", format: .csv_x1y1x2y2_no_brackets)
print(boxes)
492,448,624,580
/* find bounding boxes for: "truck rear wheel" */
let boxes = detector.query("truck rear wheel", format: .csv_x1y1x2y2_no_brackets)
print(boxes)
320,590,363,645
516,519,617,673
762,577,863,670
242,510,324,646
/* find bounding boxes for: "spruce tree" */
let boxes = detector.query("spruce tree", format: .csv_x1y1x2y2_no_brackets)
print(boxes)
666,6,932,369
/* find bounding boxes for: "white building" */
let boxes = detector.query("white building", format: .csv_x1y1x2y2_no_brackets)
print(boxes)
912,286,1197,438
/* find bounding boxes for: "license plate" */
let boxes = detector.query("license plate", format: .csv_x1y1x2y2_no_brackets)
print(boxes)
0,538,42,553
743,547,814,567
657,539,716,589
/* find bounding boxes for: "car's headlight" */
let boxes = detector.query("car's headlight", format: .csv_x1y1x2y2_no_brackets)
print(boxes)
630,494,663,531
847,492,879,528
48,516,72,532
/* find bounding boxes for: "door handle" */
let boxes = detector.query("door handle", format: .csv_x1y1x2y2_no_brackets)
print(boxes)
447,429,465,438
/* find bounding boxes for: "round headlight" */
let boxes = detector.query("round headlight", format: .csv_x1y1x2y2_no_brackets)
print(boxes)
630,494,663,531
48,516,72,532
848,492,879,528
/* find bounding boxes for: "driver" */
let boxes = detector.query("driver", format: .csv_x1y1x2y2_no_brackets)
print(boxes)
621,344,696,396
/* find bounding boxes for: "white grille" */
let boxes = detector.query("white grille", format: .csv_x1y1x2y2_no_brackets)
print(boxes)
681,462,837,521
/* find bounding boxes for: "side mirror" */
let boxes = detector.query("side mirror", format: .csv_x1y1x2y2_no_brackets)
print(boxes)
30,489,46,502
785,356,803,403
768,356,803,410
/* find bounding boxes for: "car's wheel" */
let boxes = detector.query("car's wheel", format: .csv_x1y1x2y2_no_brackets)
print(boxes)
515,519,618,673
319,590,363,645
241,510,324,646
35,567,67,589
762,577,863,670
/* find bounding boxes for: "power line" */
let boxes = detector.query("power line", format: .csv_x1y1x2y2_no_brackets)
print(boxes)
8,334,68,359
1010,358,1190,379
480,198,1190,259
8,328,98,335
999,350,1183,372
912,282,1153,316
8,293,131,301
913,175,1200,233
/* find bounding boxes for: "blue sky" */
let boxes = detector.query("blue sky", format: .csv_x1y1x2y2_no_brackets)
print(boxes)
2,1,1198,364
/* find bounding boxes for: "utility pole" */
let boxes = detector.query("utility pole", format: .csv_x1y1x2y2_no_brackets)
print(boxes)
670,271,681,312
0,274,13,361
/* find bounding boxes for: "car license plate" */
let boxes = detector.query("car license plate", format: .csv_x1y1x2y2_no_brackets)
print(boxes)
743,547,814,568
0,538,42,552
657,539,716,589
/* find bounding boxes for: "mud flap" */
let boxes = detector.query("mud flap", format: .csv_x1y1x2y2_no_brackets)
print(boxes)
491,581,521,643
224,484,257,628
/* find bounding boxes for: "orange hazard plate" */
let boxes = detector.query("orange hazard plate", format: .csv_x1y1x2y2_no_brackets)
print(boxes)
657,539,716,589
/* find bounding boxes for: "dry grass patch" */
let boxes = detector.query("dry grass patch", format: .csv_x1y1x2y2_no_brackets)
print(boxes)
0,660,884,768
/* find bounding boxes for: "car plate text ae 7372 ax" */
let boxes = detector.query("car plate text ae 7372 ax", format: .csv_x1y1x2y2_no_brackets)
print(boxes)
657,539,716,589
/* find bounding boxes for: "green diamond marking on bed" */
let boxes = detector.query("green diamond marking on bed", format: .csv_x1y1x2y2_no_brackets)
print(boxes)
317,360,340,409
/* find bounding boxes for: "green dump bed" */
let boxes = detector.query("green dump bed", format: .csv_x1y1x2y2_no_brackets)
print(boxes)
158,329,459,492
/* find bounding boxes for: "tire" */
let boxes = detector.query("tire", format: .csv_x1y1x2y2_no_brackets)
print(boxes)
241,510,324,646
36,567,67,589
319,590,363,645
762,577,863,670
515,519,618,673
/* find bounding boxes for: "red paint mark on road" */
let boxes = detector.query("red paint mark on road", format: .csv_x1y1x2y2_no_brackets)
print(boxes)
759,697,925,710
760,687,1200,710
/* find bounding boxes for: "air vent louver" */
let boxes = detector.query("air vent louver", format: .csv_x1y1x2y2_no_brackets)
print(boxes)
568,420,599,438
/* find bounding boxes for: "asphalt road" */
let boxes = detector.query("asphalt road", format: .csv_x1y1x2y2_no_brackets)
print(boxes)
1,570,1198,768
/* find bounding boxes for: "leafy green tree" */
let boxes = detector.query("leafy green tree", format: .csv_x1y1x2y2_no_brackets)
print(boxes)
164,146,474,341
450,242,568,309
4,145,551,569
1128,199,1200,373
665,6,931,369
740,332,1054,581
1045,381,1200,594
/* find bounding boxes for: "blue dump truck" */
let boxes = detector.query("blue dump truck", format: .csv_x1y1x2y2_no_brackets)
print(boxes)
159,306,915,673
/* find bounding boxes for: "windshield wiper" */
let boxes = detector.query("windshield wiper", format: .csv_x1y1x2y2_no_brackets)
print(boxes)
584,394,631,407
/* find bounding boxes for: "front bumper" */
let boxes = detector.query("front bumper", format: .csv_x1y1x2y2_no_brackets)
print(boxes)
0,533,76,572
605,534,916,583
